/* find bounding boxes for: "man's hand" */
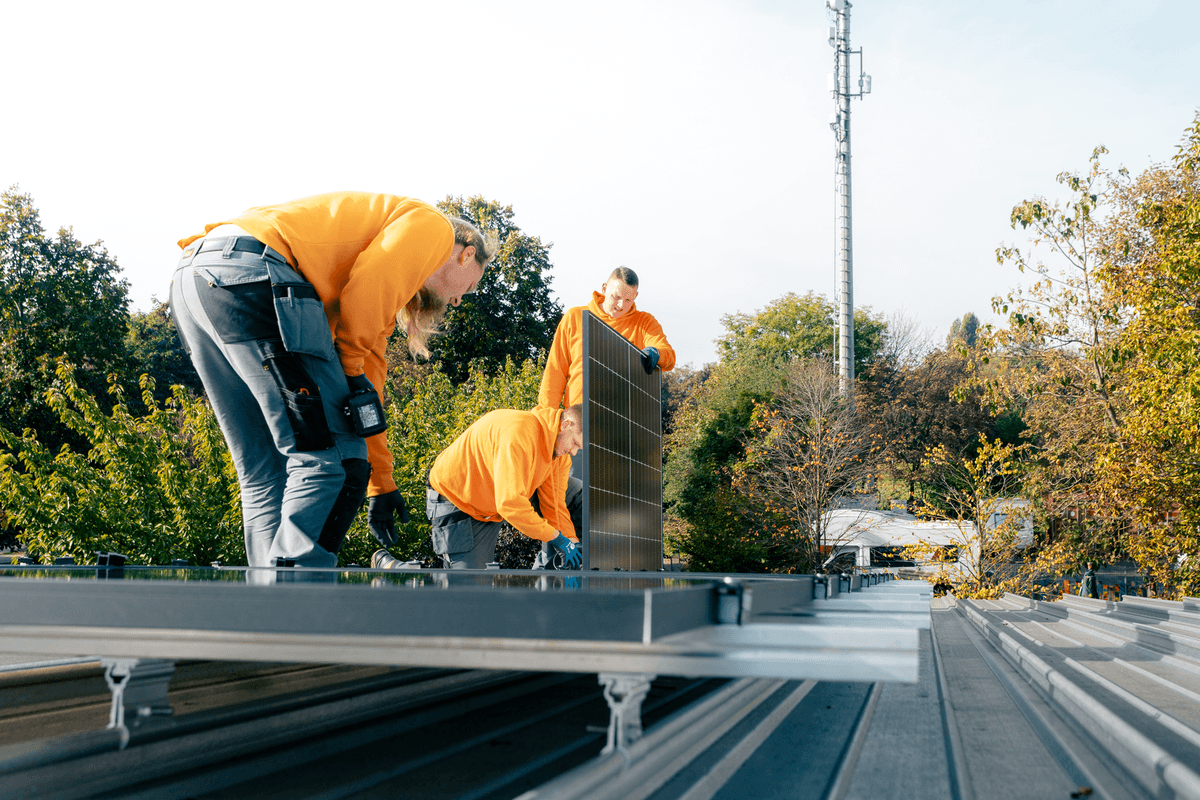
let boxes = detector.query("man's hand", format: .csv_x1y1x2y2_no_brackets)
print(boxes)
640,347,660,374
548,532,582,570
368,490,409,547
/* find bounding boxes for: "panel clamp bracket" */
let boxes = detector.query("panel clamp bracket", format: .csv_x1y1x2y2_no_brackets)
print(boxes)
598,672,656,757
102,658,176,749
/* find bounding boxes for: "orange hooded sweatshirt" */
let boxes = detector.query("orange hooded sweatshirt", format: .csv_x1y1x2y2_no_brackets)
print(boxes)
537,291,676,409
179,192,454,497
428,407,576,542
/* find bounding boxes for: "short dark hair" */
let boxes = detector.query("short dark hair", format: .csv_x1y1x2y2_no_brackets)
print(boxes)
608,266,638,287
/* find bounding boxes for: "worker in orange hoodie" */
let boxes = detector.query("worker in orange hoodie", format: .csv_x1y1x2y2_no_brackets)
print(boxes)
531,267,674,568
170,192,494,568
537,266,676,412
375,405,584,570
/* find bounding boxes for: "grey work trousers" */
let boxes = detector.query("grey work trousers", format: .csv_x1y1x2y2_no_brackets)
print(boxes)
169,236,369,567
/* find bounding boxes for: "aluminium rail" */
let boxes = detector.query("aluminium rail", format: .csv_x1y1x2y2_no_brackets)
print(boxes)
0,566,925,766
0,567,922,683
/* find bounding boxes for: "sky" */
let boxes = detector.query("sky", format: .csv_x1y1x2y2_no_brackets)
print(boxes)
2,0,1197,369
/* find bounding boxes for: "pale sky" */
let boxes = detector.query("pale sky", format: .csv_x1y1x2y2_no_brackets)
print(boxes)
2,0,1196,368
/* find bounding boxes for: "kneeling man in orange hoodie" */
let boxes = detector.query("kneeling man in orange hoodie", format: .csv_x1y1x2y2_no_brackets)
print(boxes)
376,405,584,569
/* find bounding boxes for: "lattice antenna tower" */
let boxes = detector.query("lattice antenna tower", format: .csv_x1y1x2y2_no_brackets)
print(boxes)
826,0,870,397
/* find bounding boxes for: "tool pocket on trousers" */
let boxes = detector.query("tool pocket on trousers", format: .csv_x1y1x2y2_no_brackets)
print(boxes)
194,270,279,343
267,261,336,361
430,518,475,556
259,340,334,452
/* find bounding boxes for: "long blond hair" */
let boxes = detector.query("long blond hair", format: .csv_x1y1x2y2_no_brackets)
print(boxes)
399,217,496,359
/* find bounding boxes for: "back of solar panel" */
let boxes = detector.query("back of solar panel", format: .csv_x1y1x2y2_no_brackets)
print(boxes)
580,311,663,571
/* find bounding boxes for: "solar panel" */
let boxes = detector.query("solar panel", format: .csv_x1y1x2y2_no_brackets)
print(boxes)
580,311,663,571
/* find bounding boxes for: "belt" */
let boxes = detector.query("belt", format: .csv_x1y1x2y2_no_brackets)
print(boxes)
188,236,289,265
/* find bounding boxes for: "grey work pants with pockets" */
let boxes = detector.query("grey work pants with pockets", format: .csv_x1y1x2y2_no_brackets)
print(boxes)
169,234,369,568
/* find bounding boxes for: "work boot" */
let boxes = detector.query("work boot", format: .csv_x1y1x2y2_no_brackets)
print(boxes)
372,549,403,569
371,549,424,570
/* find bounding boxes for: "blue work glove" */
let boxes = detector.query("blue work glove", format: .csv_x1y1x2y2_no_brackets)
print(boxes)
368,490,409,547
548,532,582,570
640,347,660,374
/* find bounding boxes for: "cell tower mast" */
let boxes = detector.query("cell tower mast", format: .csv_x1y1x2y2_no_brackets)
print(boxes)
827,0,870,397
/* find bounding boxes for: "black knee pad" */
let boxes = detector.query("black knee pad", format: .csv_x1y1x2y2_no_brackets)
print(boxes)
316,458,371,554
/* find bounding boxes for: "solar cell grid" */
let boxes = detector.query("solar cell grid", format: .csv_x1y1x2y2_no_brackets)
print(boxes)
581,311,663,571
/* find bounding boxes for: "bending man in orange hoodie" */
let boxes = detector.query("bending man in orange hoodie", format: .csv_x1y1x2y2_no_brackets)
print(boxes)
170,192,494,569
391,405,584,570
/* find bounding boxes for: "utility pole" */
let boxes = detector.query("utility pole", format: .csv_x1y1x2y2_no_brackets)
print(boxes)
827,0,870,398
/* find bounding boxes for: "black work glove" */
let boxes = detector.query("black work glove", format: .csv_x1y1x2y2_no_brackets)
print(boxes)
368,490,409,547
640,347,660,374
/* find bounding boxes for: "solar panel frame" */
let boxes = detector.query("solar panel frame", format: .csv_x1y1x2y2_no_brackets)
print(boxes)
580,311,663,571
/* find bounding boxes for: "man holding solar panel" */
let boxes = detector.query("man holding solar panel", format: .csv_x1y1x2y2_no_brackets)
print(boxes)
537,267,676,414
529,267,676,569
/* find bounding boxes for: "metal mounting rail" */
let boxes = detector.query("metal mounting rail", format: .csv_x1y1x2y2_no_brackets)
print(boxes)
957,593,1200,799
0,571,924,683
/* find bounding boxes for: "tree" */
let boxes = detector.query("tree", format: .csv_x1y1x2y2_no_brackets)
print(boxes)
858,330,1001,507
906,436,1032,599
732,360,881,573
666,292,888,573
716,291,887,373
661,363,710,437
664,358,779,572
419,196,562,384
981,119,1200,598
982,146,1133,559
0,188,131,450
125,300,204,404
1095,115,1200,597
947,312,980,349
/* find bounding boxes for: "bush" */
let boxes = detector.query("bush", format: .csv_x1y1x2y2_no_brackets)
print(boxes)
0,361,242,565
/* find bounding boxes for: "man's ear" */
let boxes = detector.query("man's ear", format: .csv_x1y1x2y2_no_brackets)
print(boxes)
460,244,476,266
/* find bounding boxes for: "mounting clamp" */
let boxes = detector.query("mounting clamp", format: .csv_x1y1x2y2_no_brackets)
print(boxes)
598,672,656,757
102,658,176,748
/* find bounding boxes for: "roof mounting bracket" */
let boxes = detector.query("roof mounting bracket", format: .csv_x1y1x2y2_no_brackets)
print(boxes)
102,658,176,749
598,672,656,757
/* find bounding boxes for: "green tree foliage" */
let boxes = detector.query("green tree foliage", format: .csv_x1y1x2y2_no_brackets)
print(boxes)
424,196,562,384
125,300,204,404
661,363,710,437
665,360,779,572
947,312,980,349
0,361,242,565
983,115,1200,598
336,356,544,567
0,188,131,451
666,292,888,572
716,291,886,373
